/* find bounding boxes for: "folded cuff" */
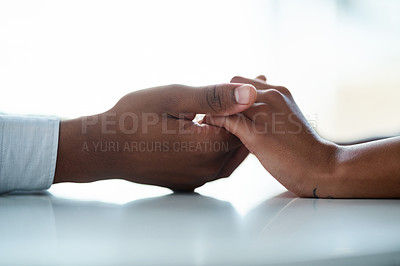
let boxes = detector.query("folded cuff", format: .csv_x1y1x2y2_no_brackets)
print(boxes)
0,115,60,194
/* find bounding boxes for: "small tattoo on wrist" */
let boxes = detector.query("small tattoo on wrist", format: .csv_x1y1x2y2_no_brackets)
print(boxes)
313,188,319,198
312,188,334,199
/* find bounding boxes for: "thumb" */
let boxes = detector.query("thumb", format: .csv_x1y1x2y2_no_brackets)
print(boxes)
173,83,257,116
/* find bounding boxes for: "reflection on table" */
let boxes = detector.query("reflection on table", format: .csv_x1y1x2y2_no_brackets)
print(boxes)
1,188,399,266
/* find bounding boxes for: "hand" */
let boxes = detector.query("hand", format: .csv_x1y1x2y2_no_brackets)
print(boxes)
54,83,256,191
205,76,338,197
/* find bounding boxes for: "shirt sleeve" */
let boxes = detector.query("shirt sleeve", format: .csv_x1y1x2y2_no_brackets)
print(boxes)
0,114,60,194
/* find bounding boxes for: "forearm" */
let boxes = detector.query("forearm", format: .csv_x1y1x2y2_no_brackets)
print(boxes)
316,137,400,198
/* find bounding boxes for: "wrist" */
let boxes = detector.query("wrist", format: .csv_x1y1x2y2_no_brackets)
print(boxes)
297,140,342,198
54,114,120,184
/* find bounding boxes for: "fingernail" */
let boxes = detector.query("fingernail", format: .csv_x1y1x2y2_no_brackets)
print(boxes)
235,85,252,105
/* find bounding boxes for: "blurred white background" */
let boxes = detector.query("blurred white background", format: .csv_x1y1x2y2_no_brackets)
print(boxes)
1,0,400,142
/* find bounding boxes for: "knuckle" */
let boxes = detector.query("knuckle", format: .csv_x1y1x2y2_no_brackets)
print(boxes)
165,84,183,93
276,86,291,97
204,84,230,113
264,89,285,102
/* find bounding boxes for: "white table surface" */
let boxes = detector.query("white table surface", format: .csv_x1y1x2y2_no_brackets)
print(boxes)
1,156,400,266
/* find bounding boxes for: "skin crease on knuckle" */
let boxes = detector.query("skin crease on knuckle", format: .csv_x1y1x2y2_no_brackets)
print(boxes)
203,84,231,113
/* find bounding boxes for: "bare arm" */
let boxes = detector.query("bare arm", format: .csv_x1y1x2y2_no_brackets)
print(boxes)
328,137,400,198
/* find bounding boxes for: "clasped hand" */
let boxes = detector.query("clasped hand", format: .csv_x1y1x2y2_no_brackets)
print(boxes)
54,83,257,191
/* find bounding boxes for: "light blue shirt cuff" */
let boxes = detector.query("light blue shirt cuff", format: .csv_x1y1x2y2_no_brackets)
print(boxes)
0,115,60,194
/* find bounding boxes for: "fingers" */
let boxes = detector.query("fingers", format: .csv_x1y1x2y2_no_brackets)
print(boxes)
256,75,267,82
171,83,257,117
231,76,290,97
231,76,272,90
204,114,255,149
218,145,249,178
240,90,289,123
241,103,272,121
256,88,292,104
